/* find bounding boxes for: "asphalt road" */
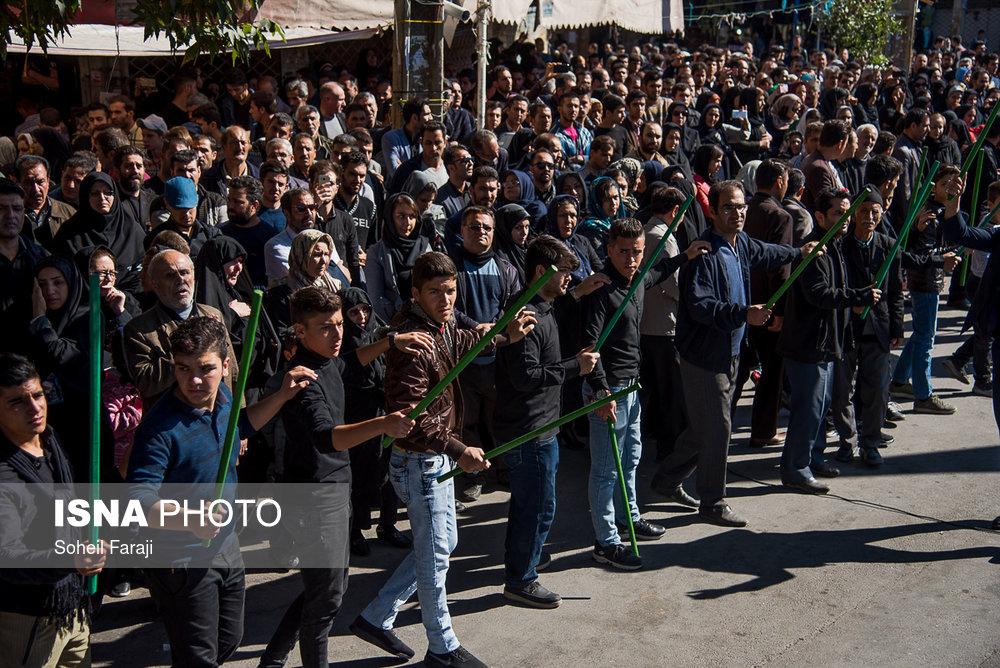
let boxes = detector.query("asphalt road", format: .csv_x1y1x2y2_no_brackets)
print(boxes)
91,304,1000,668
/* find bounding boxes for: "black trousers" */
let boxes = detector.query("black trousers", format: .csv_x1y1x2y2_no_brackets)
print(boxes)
653,357,739,509
831,340,890,450
639,334,686,460
145,536,245,668
261,484,350,668
732,326,785,441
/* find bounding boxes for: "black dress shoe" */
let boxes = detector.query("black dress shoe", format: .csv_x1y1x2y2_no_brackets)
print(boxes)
811,461,840,478
377,525,412,548
992,516,1000,531
698,504,748,527
349,615,415,659
880,432,895,447
617,518,666,541
782,477,830,494
651,482,699,508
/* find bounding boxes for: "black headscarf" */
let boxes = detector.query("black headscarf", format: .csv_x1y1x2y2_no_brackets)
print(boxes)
383,194,430,298
340,285,386,386
545,194,592,283
34,255,88,336
494,203,533,280
30,127,71,178
195,237,253,332
54,172,146,282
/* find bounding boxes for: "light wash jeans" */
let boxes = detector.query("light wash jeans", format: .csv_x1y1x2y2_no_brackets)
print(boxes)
361,449,459,654
892,290,939,400
585,383,641,547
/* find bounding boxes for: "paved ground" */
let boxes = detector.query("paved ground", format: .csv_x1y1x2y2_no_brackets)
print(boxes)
91,305,1000,668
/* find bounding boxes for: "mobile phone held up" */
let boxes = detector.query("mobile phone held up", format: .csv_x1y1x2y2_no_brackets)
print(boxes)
732,109,748,121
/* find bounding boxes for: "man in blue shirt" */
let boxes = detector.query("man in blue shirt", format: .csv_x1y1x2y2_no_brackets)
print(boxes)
652,181,815,527
127,316,316,667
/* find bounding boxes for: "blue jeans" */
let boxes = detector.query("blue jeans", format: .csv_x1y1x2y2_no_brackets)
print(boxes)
502,436,558,588
892,290,939,400
361,449,459,655
782,359,834,481
585,383,641,547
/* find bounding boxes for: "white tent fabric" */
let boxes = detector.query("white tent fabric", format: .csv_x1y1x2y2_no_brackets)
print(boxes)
540,0,683,34
5,24,378,56
257,0,394,31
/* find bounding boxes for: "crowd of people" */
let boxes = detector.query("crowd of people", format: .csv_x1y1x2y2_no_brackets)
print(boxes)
1,26,1000,668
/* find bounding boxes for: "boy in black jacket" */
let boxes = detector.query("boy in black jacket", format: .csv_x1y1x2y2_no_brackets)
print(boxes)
494,235,600,607
582,217,708,570
777,188,880,493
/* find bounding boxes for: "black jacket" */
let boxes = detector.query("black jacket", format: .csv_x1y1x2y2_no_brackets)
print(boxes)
0,429,89,622
322,209,362,286
905,200,950,294
777,230,875,364
583,253,689,392
676,228,799,373
841,231,904,352
494,293,581,442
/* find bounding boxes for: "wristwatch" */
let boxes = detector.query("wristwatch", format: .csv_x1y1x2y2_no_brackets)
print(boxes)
388,333,397,349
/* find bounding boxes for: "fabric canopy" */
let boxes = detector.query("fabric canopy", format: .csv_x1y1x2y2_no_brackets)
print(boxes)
540,0,683,34
5,24,379,56
257,0,394,31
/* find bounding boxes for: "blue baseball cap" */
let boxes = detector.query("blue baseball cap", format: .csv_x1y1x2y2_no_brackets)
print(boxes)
164,177,198,209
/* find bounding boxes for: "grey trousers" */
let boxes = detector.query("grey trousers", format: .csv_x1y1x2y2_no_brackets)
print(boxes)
831,341,890,451
652,356,739,509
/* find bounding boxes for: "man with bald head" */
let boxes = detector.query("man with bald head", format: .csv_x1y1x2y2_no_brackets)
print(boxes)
122,249,238,405
319,81,347,139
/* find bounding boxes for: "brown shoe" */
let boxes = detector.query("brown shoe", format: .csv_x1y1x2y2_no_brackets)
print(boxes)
749,432,786,448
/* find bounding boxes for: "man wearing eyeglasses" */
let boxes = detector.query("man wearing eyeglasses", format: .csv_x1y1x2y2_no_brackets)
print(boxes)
527,148,558,206
436,145,474,218
264,188,317,285
652,180,816,527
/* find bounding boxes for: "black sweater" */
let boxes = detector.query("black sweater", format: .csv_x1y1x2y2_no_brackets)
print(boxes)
777,230,875,364
280,348,351,483
841,231,904,352
494,294,581,442
584,253,688,393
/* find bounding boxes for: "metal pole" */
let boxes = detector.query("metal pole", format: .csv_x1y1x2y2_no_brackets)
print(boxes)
476,0,490,129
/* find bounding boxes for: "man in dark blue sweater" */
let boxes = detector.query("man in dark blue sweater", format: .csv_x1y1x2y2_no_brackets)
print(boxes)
127,316,316,667
652,180,815,528
494,235,600,606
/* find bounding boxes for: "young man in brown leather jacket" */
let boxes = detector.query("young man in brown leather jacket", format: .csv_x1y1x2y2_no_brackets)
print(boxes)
352,251,533,668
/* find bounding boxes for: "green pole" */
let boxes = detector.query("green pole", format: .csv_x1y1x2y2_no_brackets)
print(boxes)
204,290,263,546
766,186,875,309
898,148,930,253
436,384,640,482
958,150,985,287
608,418,638,556
382,265,557,449
860,161,941,320
593,194,694,352
87,273,101,595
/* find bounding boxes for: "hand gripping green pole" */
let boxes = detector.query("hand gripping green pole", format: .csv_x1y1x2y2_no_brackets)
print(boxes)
608,418,639,556
766,186,875,309
860,161,941,320
593,194,694,352
382,265,558,449
436,384,640,483
959,150,985,287
87,273,102,594
204,289,263,547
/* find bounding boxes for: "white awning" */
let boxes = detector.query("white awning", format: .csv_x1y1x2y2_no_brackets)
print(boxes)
4,24,380,57
540,0,683,34
256,0,394,31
